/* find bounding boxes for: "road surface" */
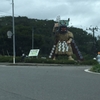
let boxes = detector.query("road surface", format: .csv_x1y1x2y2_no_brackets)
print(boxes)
0,64,99,100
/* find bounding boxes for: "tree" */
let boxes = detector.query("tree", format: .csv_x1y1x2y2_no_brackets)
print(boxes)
0,16,99,59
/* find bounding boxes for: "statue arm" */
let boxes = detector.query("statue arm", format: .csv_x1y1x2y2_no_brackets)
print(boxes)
67,38,73,44
67,31,74,44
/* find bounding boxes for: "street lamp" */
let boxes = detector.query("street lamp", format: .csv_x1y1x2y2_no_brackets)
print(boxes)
12,0,15,64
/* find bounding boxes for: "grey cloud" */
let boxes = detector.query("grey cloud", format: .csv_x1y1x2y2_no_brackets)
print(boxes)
0,0,100,30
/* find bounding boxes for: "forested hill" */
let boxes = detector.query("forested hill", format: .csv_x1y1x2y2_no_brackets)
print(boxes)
0,16,99,58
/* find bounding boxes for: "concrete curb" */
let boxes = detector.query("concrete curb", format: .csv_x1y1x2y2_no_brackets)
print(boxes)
0,63,91,67
84,69,100,75
0,63,74,66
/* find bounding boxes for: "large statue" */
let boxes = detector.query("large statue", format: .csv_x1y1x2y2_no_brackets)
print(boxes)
49,17,83,61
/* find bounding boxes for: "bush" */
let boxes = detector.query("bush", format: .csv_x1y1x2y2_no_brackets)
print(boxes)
0,56,12,62
79,59,98,65
0,55,98,66
0,56,22,63
24,57,77,64
90,64,100,73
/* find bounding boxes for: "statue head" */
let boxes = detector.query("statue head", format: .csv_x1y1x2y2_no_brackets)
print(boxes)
53,19,70,34
59,25,67,34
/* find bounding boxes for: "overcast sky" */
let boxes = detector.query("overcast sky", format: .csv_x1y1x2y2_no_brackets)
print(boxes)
0,0,100,35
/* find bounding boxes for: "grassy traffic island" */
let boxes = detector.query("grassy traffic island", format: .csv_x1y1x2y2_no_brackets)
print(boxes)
90,64,100,73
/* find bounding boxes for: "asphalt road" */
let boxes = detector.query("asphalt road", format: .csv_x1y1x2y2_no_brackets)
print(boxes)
0,64,100,100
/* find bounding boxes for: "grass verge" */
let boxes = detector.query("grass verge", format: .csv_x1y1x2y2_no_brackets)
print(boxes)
90,64,100,73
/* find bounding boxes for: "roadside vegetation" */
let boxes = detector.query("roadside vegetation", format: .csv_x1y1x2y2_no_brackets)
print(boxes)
0,55,98,65
0,55,100,73
90,64,100,73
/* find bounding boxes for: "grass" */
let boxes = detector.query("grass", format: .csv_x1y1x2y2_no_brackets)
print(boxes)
90,64,100,73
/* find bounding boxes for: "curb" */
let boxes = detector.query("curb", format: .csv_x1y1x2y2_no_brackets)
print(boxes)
84,69,100,75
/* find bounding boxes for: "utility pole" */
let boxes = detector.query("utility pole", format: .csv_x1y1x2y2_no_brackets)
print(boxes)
89,27,98,56
32,27,34,49
12,0,15,64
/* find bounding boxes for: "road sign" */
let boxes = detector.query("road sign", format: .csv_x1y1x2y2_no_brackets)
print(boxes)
28,49,39,57
7,31,12,38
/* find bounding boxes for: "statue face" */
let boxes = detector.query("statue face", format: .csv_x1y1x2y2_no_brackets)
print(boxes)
53,24,68,34
59,25,67,34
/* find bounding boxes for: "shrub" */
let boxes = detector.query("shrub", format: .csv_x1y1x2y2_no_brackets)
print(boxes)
0,55,98,66
0,56,12,62
24,57,77,64
90,64,100,73
0,56,22,63
79,59,98,65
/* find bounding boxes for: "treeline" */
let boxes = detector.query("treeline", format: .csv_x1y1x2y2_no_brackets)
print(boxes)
0,16,100,59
